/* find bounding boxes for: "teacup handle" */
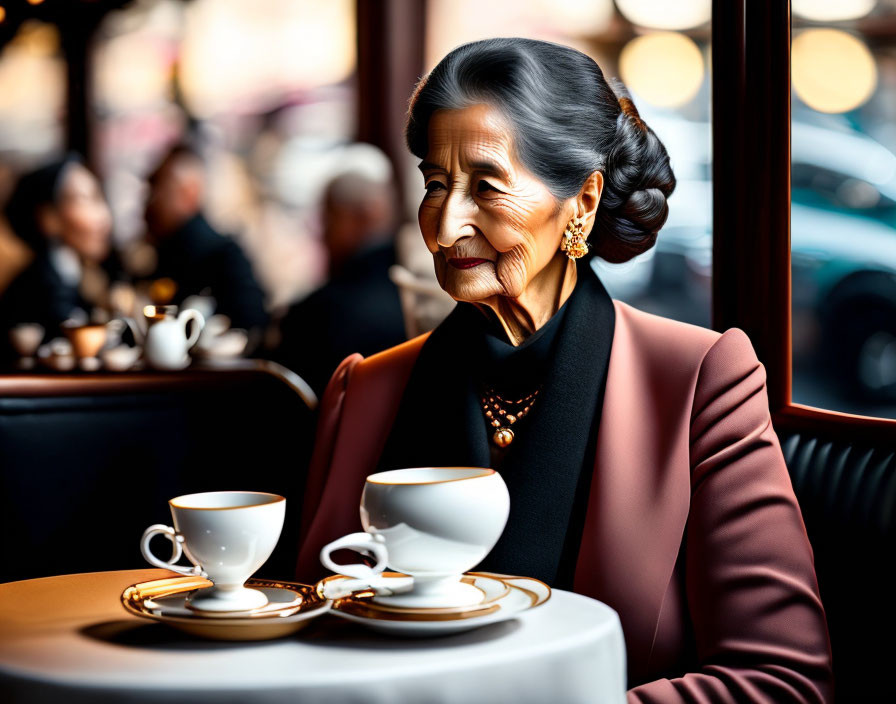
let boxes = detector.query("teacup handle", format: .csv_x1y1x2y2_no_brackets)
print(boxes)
178,309,205,349
141,524,205,577
320,532,388,581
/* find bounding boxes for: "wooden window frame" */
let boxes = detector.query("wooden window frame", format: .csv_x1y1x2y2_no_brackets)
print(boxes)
711,0,896,445
355,0,425,200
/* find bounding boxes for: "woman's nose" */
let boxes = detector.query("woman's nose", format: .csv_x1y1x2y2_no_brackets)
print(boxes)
436,194,477,248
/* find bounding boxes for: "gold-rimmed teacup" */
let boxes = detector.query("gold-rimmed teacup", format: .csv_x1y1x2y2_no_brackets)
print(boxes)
141,491,286,613
320,467,510,609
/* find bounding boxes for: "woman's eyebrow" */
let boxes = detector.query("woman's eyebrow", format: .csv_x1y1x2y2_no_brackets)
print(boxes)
417,159,509,178
468,159,509,178
417,160,444,173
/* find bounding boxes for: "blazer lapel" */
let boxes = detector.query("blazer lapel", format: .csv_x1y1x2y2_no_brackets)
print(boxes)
573,301,698,683
297,335,428,577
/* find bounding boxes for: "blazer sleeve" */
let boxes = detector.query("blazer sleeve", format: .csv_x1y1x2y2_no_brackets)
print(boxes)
627,328,834,704
295,352,363,580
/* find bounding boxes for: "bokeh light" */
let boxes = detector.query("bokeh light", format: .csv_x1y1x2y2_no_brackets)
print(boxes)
792,28,877,113
792,0,876,22
619,32,704,108
179,0,355,118
614,0,711,31
0,21,64,157
541,0,615,36
425,0,608,71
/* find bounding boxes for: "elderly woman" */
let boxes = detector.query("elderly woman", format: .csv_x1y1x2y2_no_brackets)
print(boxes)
297,39,833,702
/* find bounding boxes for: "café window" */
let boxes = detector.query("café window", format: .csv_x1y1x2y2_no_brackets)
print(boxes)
424,0,713,327
93,0,357,308
790,1,896,420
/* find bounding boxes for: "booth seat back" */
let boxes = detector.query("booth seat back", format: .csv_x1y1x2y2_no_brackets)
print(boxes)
0,367,315,583
779,430,896,703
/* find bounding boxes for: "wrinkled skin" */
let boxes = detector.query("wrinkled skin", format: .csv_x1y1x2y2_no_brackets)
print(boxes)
418,104,602,344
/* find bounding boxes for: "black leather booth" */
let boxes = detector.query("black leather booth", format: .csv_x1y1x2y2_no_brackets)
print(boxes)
0,363,316,583
779,429,895,703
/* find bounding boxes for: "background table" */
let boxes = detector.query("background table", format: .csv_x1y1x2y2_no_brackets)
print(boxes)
0,569,627,704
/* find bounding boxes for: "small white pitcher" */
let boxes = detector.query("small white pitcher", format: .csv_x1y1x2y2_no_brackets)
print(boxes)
138,305,204,370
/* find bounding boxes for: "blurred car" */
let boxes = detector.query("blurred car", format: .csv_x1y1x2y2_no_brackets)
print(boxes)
596,116,896,402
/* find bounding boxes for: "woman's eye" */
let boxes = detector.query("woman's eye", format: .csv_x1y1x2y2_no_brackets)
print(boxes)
477,180,499,194
424,181,445,194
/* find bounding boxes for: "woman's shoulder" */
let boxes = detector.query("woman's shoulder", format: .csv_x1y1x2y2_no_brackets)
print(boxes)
330,333,428,395
610,299,760,375
613,298,719,345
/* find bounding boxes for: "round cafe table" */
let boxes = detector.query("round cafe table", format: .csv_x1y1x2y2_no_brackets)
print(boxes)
0,569,627,704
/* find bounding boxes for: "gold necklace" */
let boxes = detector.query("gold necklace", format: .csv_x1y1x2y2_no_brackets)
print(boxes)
480,387,540,448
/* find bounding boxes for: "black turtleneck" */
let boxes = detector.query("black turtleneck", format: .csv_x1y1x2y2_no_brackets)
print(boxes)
476,296,570,471
376,267,615,589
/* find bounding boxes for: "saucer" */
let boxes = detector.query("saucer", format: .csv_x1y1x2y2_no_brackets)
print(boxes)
122,576,331,640
319,572,550,637
316,572,510,616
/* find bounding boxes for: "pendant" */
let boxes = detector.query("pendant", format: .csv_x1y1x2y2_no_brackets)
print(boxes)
492,427,514,448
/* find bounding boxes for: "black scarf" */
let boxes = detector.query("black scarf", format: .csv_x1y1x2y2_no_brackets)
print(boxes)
376,267,615,588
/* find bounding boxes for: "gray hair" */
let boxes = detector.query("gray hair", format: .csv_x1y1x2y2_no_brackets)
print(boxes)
405,37,676,263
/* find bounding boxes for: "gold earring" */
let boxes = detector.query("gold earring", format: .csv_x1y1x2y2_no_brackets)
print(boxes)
561,217,589,260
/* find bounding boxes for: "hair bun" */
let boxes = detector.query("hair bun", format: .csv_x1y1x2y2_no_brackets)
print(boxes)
591,80,676,263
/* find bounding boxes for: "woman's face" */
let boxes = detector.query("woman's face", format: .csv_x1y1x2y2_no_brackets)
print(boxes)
418,103,573,302
50,163,113,262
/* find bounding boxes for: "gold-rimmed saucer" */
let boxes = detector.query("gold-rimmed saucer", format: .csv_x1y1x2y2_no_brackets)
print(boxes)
316,572,511,620
319,572,551,637
121,576,331,640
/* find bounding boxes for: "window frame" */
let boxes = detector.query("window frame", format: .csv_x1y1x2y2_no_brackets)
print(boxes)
355,0,425,201
711,0,896,443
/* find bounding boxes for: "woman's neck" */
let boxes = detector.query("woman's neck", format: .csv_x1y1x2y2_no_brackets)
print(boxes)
474,254,578,346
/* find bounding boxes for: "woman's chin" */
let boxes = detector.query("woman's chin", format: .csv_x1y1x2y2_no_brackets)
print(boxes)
440,268,503,303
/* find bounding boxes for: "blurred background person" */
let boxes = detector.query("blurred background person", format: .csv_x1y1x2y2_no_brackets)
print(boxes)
272,144,406,395
0,155,122,364
142,143,269,340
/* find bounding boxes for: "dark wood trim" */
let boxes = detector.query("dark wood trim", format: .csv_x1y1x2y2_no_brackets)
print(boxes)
355,0,425,200
713,1,896,441
0,360,317,410
773,405,896,447
711,0,792,411
60,23,94,165
57,5,109,167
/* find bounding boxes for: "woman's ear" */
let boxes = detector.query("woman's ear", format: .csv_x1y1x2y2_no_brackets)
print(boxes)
576,171,603,232
36,204,62,241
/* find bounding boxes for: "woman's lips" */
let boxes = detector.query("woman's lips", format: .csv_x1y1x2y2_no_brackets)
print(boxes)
447,257,491,270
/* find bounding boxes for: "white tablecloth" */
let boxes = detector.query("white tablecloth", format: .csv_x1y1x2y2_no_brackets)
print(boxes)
0,569,627,704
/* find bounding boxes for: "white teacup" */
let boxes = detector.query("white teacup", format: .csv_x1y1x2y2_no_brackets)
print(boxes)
141,491,285,613
320,467,510,608
9,323,44,368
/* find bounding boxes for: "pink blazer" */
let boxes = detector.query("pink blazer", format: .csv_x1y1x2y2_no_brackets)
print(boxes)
296,300,834,703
